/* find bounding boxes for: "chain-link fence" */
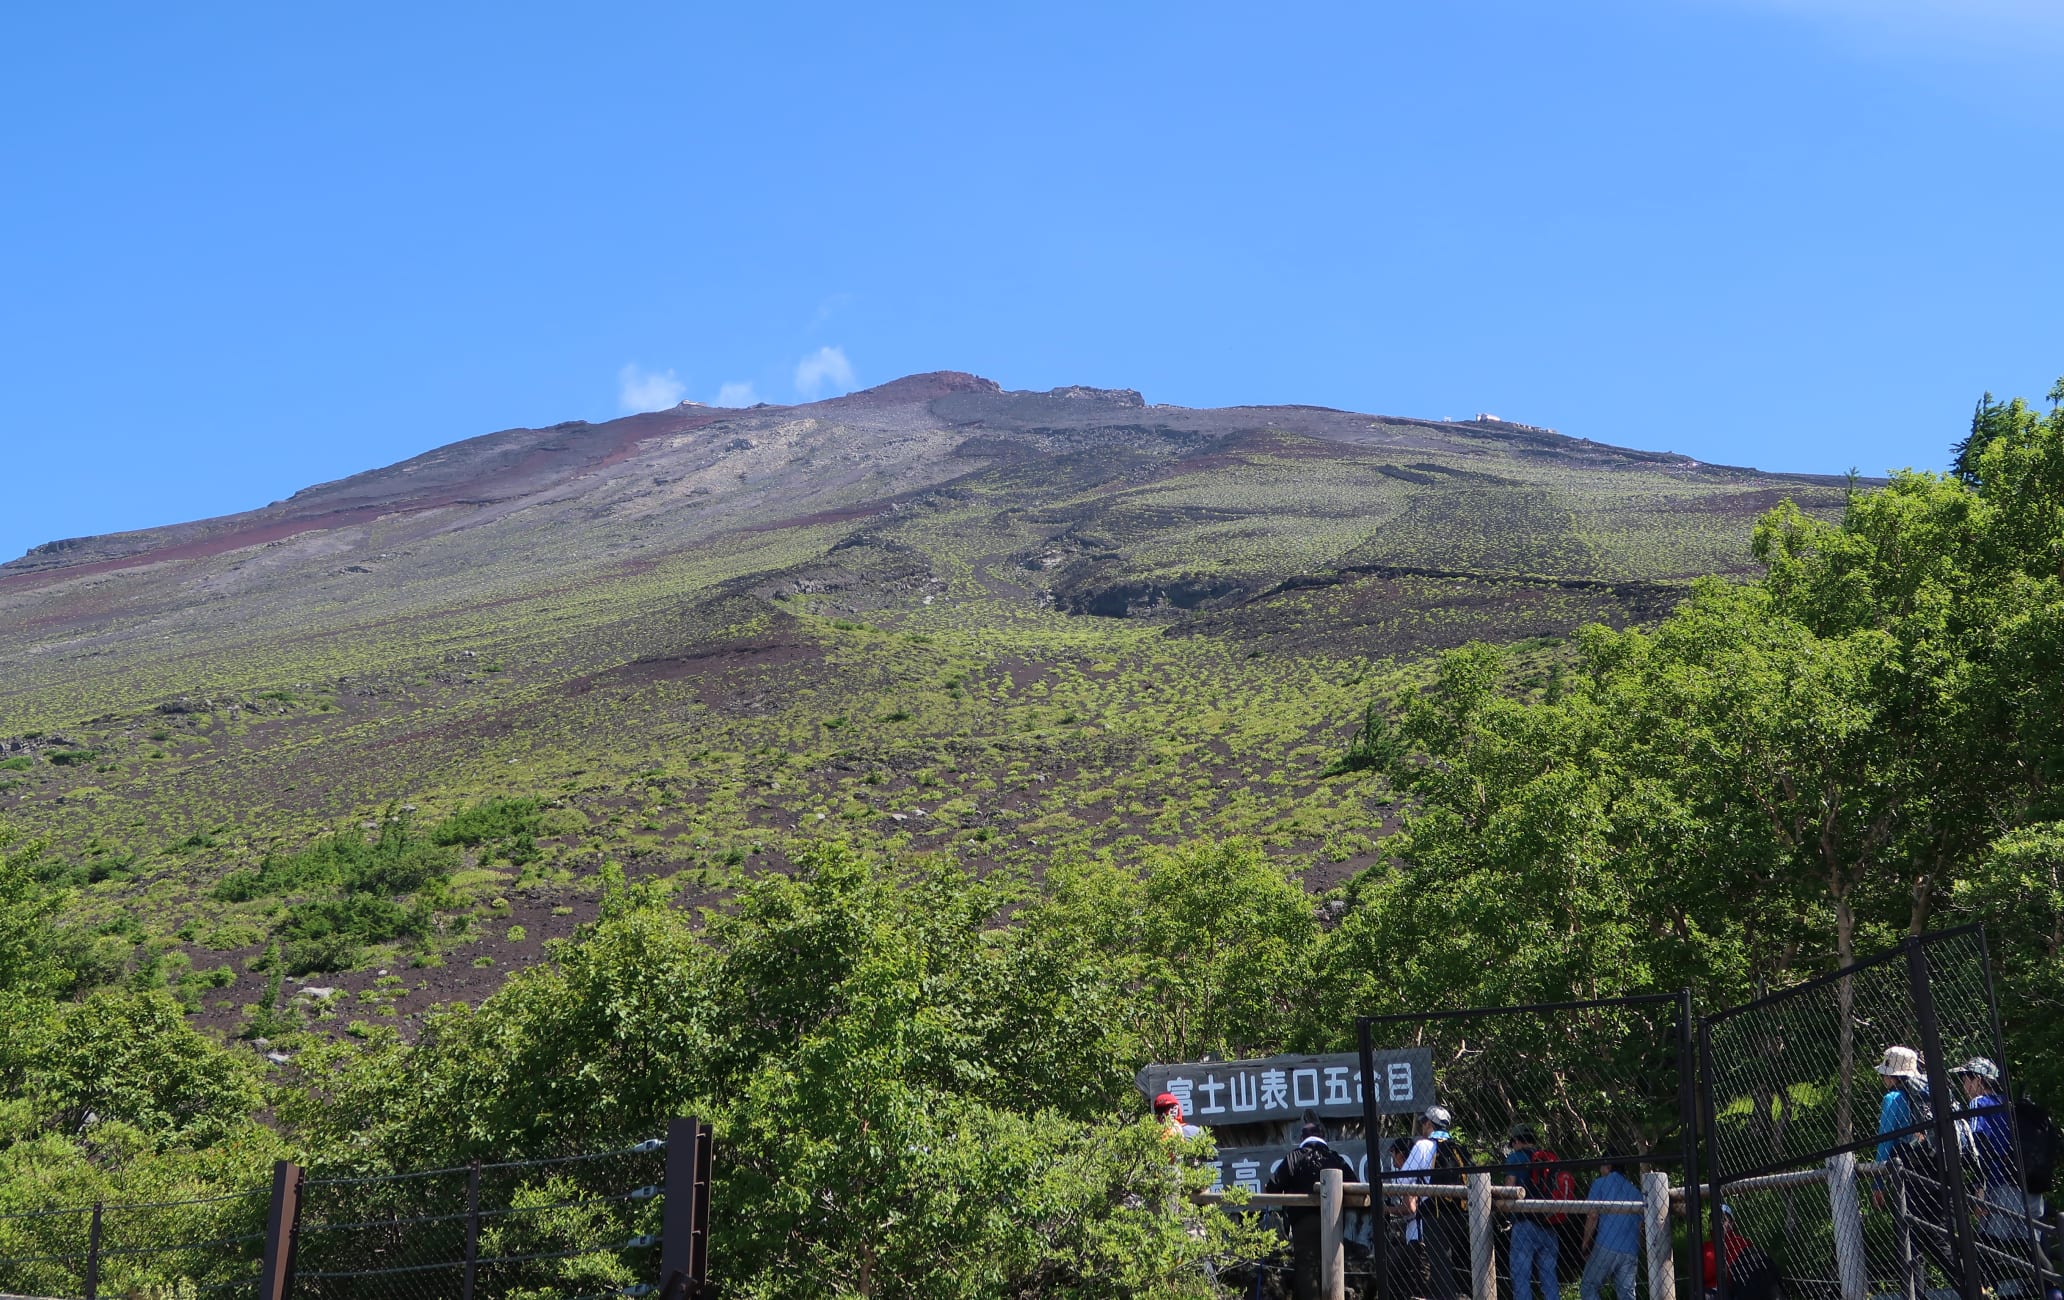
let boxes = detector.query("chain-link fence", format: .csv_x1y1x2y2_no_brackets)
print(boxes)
0,1187,270,1299
1700,927,2056,1300
1356,993,1703,1300
293,1141,667,1300
0,1127,705,1300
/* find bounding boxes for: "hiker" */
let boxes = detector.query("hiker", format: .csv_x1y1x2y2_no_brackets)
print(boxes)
1265,1121,1357,1300
1955,1057,2046,1295
1505,1124,1566,1300
1380,1137,1418,1300
1579,1160,1641,1300
1701,1205,1778,1300
1399,1105,1467,1300
1154,1091,1202,1142
1874,1046,1933,1168
1872,1045,1959,1285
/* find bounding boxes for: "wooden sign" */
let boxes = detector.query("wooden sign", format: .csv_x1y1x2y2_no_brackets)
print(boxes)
1135,1049,1435,1125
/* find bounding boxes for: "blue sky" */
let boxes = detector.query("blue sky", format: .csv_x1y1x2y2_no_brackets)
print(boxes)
3,1,2061,562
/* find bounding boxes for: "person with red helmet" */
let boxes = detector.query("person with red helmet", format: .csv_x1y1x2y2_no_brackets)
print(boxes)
1154,1092,1202,1141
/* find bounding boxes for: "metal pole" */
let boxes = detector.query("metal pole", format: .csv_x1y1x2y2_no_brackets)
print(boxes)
1892,1160,1919,1300
1698,1017,1729,1300
1645,1171,1677,1300
1678,989,1705,1300
1360,1018,1390,1300
1467,1171,1495,1300
83,1202,103,1300
1973,925,2050,1294
691,1122,713,1286
663,1117,708,1300
461,1159,481,1300
1907,936,1987,1300
1826,1152,1868,1300
257,1159,302,1300
1322,1167,1347,1300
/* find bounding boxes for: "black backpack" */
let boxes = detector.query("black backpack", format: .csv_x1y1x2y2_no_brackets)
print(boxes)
1284,1143,1326,1190
1426,1137,1469,1216
1899,1082,1936,1146
2013,1096,2058,1194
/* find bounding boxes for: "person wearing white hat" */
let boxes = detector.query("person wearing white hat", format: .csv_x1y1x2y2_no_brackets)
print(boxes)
1873,1046,1930,1167
1872,1045,1963,1284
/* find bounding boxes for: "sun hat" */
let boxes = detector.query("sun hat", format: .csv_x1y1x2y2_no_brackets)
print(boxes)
1423,1104,1453,1127
1873,1046,1923,1079
1510,1123,1538,1143
1950,1057,2000,1084
1153,1092,1180,1112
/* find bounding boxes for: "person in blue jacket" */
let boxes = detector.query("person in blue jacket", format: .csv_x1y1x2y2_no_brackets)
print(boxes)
1873,1045,1959,1284
1955,1057,2047,1296
1875,1045,1931,1166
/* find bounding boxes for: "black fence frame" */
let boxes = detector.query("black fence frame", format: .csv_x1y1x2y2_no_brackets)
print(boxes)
1696,927,2048,1300
1357,991,1705,1300
0,1121,712,1300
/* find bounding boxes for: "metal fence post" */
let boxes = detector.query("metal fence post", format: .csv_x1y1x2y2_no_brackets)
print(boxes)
83,1201,103,1300
1677,990,1704,1300
1698,1017,1729,1300
1892,1160,1919,1300
1466,1172,1494,1300
1907,936,1987,1300
461,1159,481,1300
257,1159,302,1300
663,1116,712,1299
1826,1152,1868,1300
1321,1167,1347,1300
1359,1018,1389,1300
1644,1171,1677,1300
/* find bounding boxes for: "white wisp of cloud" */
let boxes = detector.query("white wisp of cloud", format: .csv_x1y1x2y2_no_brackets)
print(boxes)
794,346,856,400
716,381,760,407
619,364,687,412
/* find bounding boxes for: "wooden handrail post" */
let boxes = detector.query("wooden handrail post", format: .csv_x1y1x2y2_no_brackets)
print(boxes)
1643,1171,1676,1300
1320,1167,1346,1300
257,1159,302,1300
1467,1172,1495,1300
1826,1153,1868,1300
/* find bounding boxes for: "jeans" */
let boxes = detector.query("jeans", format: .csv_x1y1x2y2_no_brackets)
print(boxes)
1511,1223,1561,1300
1581,1245,1638,1300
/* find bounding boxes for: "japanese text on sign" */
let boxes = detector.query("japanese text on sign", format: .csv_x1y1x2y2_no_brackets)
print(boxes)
1134,1049,1434,1125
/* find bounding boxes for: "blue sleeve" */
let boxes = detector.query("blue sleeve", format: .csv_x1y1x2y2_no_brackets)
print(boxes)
1877,1090,1906,1164
1972,1100,2012,1183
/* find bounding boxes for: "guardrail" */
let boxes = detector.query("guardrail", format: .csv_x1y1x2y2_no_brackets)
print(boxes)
1187,1156,1947,1300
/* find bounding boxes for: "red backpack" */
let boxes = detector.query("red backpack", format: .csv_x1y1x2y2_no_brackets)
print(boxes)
1526,1149,1578,1224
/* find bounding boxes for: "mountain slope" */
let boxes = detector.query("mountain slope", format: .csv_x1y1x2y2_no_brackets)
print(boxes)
0,373,1850,1036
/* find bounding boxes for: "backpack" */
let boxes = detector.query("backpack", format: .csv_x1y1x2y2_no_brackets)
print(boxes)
1729,1241,1781,1300
1526,1149,1579,1224
1284,1143,1326,1190
1898,1082,1936,1148
1427,1137,1469,1217
2013,1096,2058,1194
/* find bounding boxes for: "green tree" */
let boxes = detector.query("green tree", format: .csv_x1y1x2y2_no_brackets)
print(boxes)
32,990,263,1147
0,821,63,996
1021,840,1319,1064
